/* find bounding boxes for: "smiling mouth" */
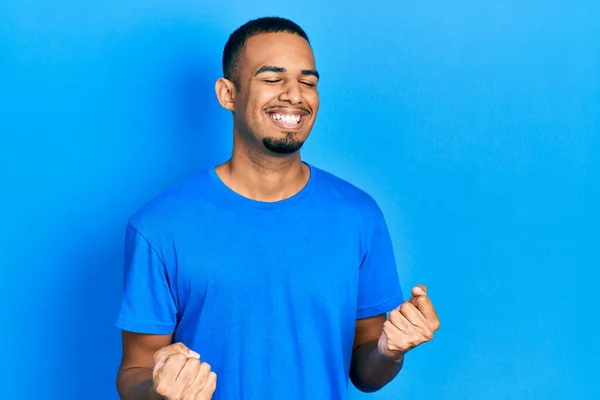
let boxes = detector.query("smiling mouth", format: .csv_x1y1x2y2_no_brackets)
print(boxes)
265,110,309,130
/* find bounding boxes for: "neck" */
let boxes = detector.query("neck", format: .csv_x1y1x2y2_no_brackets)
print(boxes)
215,142,310,203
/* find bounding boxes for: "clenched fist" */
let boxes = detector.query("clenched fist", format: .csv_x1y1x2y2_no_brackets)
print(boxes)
378,284,440,360
153,342,216,400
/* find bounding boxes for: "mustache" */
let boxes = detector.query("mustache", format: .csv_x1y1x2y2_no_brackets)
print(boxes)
264,105,311,115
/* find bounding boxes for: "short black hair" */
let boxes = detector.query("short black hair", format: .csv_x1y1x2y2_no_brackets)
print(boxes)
222,17,310,90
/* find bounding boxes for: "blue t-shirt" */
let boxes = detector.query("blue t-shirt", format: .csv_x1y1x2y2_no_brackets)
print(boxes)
115,163,404,400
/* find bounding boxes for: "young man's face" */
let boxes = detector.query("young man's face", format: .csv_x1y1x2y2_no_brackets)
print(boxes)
232,32,320,155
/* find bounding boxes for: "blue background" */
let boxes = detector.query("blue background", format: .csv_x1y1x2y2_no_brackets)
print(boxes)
1,1,598,399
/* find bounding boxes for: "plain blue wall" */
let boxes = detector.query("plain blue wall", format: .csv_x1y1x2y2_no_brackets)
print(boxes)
2,1,598,399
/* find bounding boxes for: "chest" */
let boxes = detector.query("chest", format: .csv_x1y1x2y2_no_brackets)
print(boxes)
172,211,364,315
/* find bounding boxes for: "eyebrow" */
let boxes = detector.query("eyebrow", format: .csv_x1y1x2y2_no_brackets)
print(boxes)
255,65,320,79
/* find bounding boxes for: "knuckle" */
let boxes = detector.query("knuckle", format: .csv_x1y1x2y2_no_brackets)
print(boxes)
187,362,201,375
155,382,168,395
188,357,201,367
208,371,217,383
200,362,212,373
174,342,187,351
400,302,412,313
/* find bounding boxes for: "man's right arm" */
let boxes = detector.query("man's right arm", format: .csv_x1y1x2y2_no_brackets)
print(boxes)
116,224,215,399
116,331,173,400
116,331,214,400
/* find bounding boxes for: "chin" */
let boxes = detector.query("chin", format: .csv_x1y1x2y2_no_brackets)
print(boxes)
262,134,306,155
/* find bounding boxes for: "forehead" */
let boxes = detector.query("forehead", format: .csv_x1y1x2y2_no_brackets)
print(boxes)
241,32,316,73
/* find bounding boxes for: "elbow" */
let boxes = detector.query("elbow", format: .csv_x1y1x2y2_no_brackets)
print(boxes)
349,368,383,393
352,380,383,393
354,384,380,394
115,368,127,399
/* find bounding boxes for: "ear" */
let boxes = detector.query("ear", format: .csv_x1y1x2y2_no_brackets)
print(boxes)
215,78,237,111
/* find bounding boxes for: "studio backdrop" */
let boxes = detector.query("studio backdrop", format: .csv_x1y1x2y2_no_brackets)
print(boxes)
1,1,598,399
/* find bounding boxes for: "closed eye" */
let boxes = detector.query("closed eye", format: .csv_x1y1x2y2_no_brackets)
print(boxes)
264,79,281,83
301,81,316,87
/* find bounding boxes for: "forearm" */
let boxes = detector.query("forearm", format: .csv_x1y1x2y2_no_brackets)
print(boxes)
349,339,405,392
117,367,163,400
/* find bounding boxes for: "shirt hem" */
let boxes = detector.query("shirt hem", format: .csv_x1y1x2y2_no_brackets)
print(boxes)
356,294,404,319
115,318,176,334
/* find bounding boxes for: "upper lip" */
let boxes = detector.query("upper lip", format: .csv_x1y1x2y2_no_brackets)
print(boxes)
265,106,310,116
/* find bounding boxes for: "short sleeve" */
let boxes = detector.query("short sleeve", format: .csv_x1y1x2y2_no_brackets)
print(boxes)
356,214,404,319
115,222,178,334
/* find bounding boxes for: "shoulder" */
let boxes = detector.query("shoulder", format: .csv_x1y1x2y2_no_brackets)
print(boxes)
310,164,384,223
127,169,214,235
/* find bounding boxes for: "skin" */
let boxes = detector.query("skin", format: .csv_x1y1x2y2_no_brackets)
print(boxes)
350,284,440,392
213,32,320,203
116,31,440,398
116,336,215,400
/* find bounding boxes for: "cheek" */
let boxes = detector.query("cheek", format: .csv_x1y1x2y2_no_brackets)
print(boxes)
247,91,273,119
307,91,320,111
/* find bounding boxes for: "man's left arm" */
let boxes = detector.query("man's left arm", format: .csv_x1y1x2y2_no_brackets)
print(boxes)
350,284,440,392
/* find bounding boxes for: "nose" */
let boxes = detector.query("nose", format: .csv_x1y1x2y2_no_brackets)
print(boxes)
278,80,303,104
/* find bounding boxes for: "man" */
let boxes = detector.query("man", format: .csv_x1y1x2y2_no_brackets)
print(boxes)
115,17,440,400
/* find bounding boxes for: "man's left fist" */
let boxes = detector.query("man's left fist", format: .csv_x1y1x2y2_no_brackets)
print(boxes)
378,284,440,360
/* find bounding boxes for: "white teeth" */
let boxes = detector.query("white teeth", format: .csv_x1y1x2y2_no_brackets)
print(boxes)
271,113,301,124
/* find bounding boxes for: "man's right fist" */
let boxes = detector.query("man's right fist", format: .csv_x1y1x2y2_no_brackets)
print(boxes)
152,342,216,400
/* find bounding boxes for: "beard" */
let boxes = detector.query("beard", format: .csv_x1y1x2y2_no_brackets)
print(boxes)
263,131,305,155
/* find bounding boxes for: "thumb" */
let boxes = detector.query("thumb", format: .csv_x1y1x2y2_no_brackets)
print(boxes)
411,284,427,298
